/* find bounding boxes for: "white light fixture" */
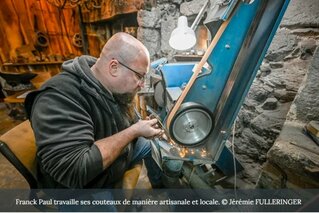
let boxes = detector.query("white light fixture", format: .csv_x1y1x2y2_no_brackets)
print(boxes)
169,0,210,51
169,16,196,51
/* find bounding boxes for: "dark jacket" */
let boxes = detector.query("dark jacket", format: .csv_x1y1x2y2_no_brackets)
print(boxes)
25,55,132,188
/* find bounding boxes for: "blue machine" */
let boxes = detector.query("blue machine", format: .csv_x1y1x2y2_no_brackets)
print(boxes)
149,0,291,188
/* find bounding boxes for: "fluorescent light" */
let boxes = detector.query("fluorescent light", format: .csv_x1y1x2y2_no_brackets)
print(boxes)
169,16,196,51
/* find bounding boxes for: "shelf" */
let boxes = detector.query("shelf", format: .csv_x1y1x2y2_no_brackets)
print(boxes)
2,61,63,66
4,90,32,103
173,55,203,62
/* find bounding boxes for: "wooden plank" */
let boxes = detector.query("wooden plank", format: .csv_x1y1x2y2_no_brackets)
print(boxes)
4,90,30,103
11,0,34,45
0,0,24,61
63,7,82,55
0,23,11,62
29,0,54,57
38,0,63,56
47,5,73,55
82,0,144,23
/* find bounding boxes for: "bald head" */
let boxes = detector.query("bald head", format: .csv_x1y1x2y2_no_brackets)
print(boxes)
91,32,150,94
96,32,150,70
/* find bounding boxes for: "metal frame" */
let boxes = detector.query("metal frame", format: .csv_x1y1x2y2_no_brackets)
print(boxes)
0,141,57,211
0,141,37,188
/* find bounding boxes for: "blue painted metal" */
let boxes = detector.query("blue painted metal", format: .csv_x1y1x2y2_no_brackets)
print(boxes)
218,0,291,131
158,0,291,174
161,63,195,88
184,1,261,114
206,0,291,161
215,147,243,176
151,57,168,69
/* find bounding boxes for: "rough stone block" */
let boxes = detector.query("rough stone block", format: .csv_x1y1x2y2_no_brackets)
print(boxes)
160,15,178,56
265,28,299,62
281,0,319,28
256,162,286,189
288,48,319,123
137,8,161,28
266,122,319,188
137,28,160,58
180,0,207,16
262,98,278,110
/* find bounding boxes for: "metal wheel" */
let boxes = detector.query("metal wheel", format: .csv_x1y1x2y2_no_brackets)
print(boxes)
154,81,165,107
169,102,214,146
72,33,83,48
35,31,49,48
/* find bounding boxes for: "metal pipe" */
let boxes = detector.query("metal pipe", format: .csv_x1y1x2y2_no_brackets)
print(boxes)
191,0,210,30
182,163,211,189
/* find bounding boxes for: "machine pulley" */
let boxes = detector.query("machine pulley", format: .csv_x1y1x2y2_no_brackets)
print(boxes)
169,102,214,146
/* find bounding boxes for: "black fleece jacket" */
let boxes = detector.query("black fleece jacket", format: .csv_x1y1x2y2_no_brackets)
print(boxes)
25,56,132,188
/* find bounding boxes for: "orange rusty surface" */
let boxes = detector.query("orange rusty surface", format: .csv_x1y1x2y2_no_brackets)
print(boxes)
82,0,144,23
0,0,81,71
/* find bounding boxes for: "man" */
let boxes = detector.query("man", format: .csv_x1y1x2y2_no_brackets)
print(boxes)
25,32,163,189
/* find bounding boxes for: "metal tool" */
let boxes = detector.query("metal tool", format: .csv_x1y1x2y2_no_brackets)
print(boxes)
134,106,170,141
146,105,171,141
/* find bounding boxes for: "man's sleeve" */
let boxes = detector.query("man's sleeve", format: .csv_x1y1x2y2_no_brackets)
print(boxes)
30,89,104,188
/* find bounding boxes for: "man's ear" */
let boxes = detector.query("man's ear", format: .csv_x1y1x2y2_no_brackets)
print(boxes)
109,60,118,77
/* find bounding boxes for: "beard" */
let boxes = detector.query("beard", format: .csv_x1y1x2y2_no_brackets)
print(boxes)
113,92,136,123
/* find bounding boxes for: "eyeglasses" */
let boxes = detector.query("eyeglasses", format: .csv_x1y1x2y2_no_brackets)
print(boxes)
115,59,145,82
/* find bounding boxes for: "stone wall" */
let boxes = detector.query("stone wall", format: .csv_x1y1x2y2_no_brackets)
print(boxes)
256,47,319,188
137,0,319,187
234,0,319,185
137,0,208,60
235,0,319,186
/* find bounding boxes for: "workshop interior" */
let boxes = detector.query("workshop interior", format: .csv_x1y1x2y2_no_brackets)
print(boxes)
0,0,318,201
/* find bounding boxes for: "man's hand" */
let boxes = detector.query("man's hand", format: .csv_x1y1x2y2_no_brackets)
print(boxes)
95,117,164,169
132,118,164,138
